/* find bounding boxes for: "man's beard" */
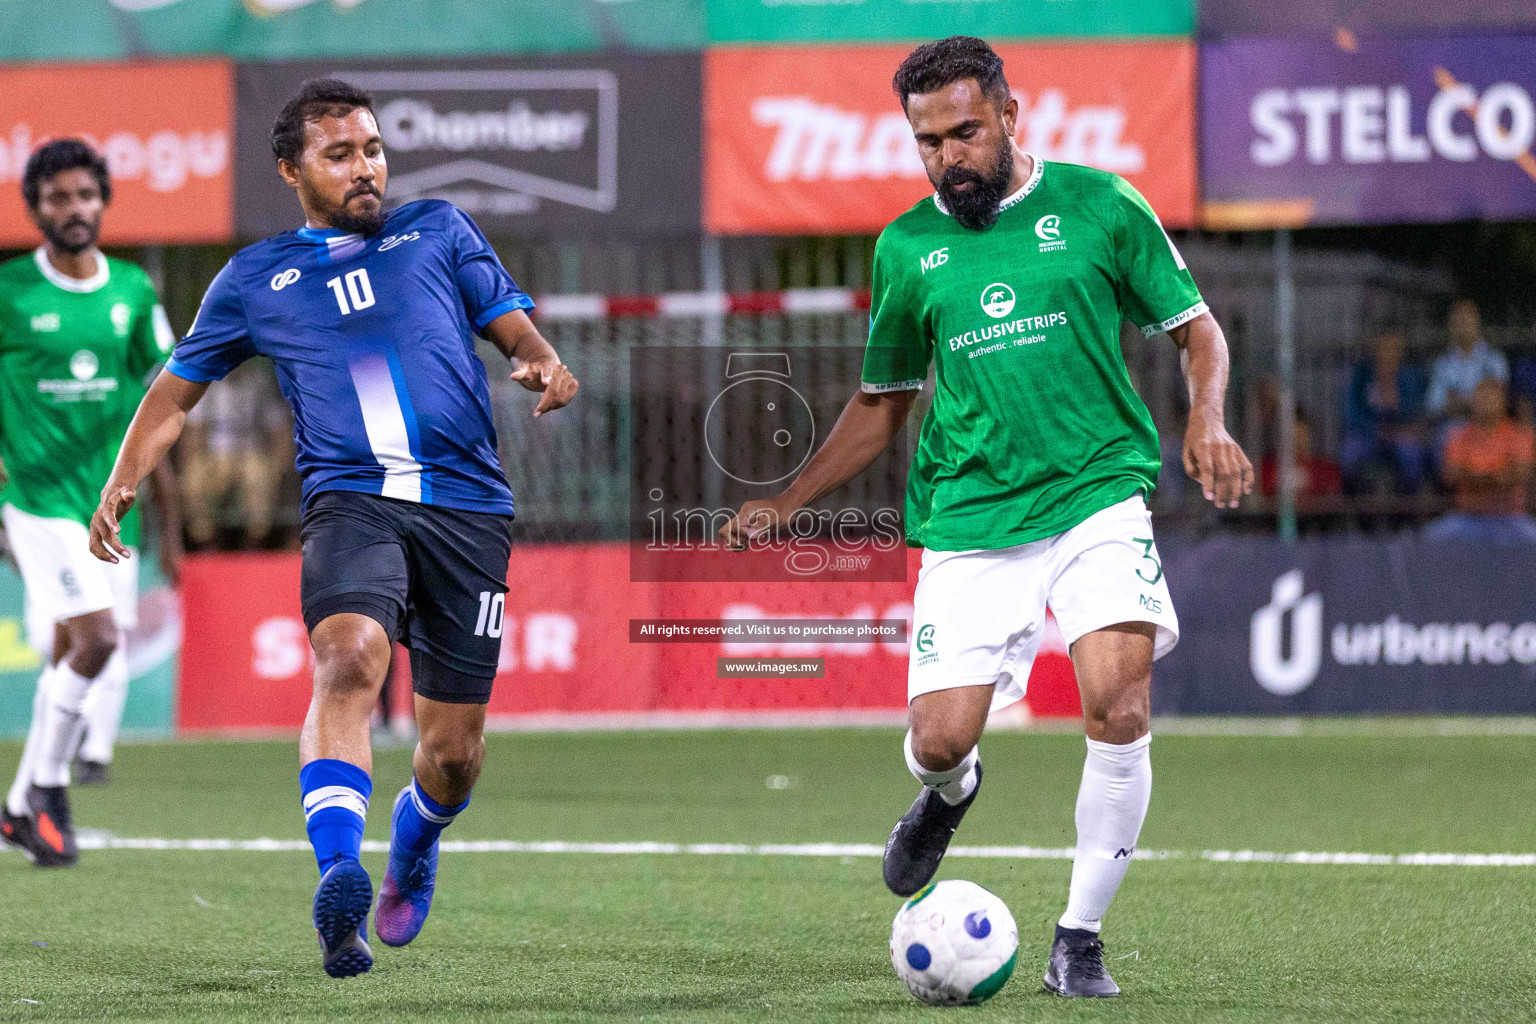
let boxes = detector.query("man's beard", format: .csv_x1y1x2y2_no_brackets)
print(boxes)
329,186,387,236
935,144,1015,231
40,217,99,255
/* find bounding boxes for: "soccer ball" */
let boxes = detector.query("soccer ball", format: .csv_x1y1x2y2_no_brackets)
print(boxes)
889,879,1019,1006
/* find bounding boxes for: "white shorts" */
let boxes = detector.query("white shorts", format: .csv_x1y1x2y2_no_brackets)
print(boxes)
2,503,138,654
908,495,1178,710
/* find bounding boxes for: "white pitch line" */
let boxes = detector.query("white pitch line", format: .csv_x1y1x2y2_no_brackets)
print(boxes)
36,836,1536,867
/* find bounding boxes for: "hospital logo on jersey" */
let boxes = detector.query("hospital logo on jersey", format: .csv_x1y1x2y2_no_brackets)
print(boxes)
1035,215,1067,253
70,350,99,381
980,283,1016,320
915,624,939,667
30,313,60,333
110,302,132,337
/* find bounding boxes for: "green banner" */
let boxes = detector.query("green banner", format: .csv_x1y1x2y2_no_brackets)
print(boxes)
0,0,703,62
706,0,1192,42
0,560,176,740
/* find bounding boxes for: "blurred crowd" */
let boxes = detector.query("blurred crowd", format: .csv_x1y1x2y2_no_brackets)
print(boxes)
1259,299,1536,544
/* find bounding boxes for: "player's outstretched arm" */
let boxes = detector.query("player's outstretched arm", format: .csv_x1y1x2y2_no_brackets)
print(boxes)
89,370,207,563
1169,312,1253,509
482,310,579,418
719,388,918,550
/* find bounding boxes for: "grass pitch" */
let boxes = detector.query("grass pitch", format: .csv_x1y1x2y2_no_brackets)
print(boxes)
3,725,1535,1023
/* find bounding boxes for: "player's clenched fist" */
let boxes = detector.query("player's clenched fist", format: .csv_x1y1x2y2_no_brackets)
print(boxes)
719,497,792,551
509,358,579,417
89,484,136,563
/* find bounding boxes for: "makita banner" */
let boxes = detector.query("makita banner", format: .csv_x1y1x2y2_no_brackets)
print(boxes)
1201,33,1536,228
705,41,1196,234
235,55,701,240
1156,538,1536,714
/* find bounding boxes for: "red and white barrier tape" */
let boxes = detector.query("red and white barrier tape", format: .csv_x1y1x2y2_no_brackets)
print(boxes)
534,288,872,321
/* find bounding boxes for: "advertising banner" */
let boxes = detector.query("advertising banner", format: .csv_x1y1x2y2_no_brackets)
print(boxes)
1201,33,1536,228
1200,0,1535,37
235,55,702,240
0,60,233,246
0,1,702,63
0,561,179,741
1156,538,1536,714
706,0,1192,44
176,545,1082,732
705,41,1197,234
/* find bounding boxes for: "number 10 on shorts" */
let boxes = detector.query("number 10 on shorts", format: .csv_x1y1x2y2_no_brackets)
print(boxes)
474,591,505,638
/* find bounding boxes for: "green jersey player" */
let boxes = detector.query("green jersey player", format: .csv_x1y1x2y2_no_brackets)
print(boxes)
0,139,181,867
723,37,1252,996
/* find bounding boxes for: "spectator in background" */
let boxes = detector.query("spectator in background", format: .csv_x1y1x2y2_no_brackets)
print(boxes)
1425,376,1536,545
1427,299,1508,434
1340,330,1428,495
178,361,293,549
1510,345,1536,426
1260,408,1342,502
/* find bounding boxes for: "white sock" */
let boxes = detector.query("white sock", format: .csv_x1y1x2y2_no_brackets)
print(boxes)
78,642,129,765
903,729,979,807
31,662,96,788
1059,733,1153,933
6,673,50,815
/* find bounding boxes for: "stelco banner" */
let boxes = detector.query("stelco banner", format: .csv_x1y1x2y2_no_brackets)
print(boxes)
236,56,701,239
705,41,1197,234
706,0,1193,43
0,1,702,62
1202,33,1536,228
0,60,233,246
1156,538,1536,715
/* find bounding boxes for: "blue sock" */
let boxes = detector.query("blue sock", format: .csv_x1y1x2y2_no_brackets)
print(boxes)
300,759,372,875
395,778,469,854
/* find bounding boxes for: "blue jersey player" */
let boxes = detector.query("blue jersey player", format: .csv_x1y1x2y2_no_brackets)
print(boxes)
88,79,579,978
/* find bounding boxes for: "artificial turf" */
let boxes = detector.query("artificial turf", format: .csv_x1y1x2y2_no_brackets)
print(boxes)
3,726,1534,1022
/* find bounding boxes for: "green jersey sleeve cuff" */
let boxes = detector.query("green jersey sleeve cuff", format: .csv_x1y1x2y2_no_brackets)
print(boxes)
1140,300,1209,338
861,379,925,394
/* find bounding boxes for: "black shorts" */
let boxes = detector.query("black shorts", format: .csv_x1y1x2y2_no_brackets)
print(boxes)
300,490,514,704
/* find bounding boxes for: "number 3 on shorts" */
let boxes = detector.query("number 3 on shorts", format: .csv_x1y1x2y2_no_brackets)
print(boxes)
1132,537,1162,585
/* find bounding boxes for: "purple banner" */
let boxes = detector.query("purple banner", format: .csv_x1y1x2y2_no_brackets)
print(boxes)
1201,33,1536,227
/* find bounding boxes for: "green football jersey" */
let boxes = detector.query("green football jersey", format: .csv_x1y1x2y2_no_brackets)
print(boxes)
861,158,1206,551
0,249,173,546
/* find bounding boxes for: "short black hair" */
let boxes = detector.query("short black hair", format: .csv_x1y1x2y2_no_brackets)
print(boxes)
893,36,1009,110
271,77,374,165
23,138,111,210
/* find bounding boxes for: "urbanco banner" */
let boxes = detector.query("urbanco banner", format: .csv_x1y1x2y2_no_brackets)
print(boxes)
1154,537,1536,715
1201,33,1536,228
705,41,1197,234
0,1,703,62
706,0,1192,43
0,60,233,246
235,55,702,240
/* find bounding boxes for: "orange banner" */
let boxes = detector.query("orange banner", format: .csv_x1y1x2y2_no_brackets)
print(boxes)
0,60,233,246
705,41,1196,234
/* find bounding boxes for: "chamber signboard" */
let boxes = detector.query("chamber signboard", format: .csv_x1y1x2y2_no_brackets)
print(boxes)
0,60,233,246
705,41,1197,234
1202,33,1536,227
236,55,702,239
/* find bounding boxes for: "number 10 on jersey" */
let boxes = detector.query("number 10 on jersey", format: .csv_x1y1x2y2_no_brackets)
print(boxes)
326,268,376,315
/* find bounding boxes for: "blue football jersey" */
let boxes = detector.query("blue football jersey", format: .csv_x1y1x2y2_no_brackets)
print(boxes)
169,200,531,516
